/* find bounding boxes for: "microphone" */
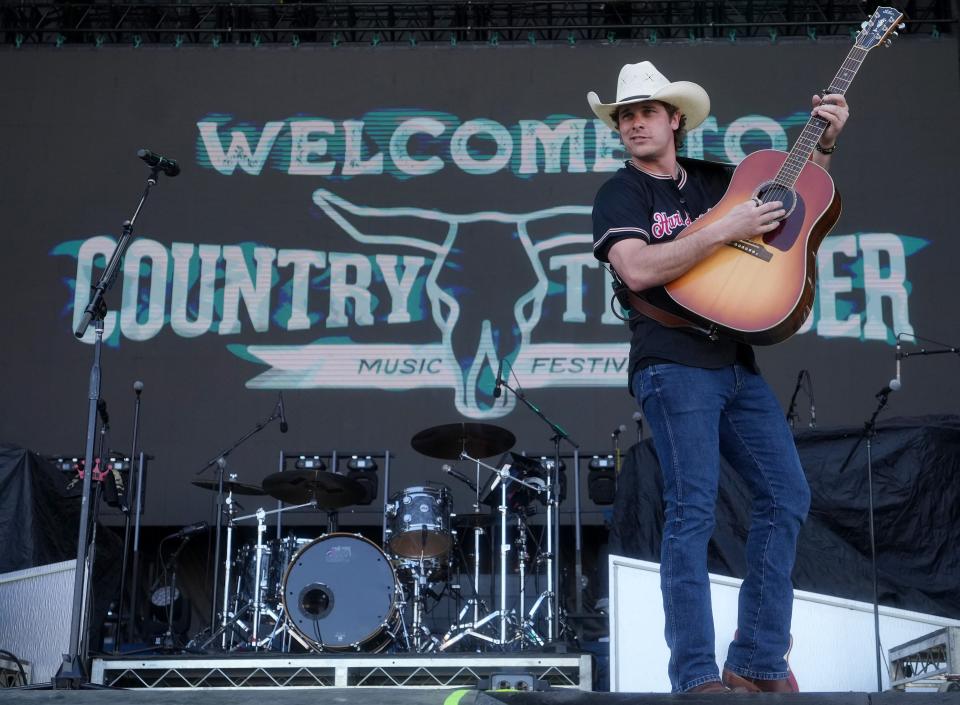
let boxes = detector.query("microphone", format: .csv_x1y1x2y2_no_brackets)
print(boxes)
442,464,477,491
876,378,902,399
611,424,626,438
169,521,209,539
133,380,144,396
493,358,503,398
97,399,110,427
278,392,288,433
876,339,904,400
895,337,903,390
632,411,644,441
137,148,181,177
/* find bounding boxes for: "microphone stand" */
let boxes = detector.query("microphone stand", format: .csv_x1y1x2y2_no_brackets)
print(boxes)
159,535,194,652
837,381,897,692
195,403,283,639
497,377,579,645
785,370,805,430
81,418,111,663
116,386,144,652
54,166,164,689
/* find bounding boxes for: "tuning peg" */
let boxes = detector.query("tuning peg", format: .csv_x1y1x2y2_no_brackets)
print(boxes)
861,21,868,28
884,38,892,47
892,31,899,37
898,23,906,30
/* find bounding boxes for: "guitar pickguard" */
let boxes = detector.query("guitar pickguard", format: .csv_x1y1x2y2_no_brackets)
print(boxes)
763,193,806,253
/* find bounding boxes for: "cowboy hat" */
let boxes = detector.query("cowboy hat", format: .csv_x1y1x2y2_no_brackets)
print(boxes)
587,61,710,131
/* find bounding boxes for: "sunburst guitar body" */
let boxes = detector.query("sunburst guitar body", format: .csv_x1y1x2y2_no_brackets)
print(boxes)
662,150,840,345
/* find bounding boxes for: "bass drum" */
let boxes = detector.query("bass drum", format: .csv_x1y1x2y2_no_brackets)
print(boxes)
282,533,399,652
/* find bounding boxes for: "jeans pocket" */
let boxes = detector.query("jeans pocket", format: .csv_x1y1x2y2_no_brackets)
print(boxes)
635,364,658,403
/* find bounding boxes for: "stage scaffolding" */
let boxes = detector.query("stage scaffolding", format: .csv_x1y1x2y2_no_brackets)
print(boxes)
90,652,592,689
1,0,955,47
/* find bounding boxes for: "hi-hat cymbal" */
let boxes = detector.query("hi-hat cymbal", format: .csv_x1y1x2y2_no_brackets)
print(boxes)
261,469,364,509
453,512,494,528
191,479,265,496
411,422,515,460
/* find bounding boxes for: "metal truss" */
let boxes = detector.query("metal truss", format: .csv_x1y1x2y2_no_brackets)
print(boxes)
1,0,955,46
89,653,591,689
889,627,960,691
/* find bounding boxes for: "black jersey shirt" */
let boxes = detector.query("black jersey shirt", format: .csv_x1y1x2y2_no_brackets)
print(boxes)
592,157,756,391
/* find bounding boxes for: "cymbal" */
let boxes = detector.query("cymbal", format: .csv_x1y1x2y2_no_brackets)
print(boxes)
411,422,515,460
191,479,265,496
261,469,364,509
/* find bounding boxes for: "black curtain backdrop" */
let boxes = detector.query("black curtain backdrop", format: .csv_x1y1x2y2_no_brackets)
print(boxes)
0,39,957,527
612,416,960,619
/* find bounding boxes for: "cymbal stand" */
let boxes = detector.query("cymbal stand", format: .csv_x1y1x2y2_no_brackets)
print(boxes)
252,509,267,648
495,376,579,643
219,483,238,650
196,404,285,637
440,460,490,648
440,455,542,650
515,513,545,649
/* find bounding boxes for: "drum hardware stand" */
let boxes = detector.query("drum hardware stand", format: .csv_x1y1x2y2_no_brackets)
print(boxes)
195,403,286,639
52,162,167,690
494,375,579,644
440,462,492,650
513,513,546,649
440,455,543,651
218,500,316,651
405,555,440,653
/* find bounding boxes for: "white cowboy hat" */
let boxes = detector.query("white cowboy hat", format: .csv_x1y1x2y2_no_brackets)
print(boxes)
587,61,710,131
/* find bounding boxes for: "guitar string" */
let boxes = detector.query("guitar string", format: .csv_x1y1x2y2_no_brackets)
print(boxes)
736,20,891,255
758,45,866,210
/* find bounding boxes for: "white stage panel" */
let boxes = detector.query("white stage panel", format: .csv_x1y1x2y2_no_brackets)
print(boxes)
610,554,960,692
0,559,76,685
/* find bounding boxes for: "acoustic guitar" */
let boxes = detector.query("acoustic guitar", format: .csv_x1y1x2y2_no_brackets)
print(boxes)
619,6,904,345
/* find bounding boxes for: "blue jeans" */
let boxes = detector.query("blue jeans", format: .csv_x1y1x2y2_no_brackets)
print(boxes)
633,363,810,693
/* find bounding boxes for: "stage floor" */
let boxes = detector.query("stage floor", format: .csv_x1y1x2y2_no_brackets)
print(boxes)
2,686,959,705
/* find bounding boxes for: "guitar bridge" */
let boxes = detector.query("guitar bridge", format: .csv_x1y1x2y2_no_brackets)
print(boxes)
727,239,773,262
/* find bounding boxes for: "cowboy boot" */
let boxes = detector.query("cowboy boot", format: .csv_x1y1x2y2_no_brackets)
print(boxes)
686,680,732,694
722,669,798,693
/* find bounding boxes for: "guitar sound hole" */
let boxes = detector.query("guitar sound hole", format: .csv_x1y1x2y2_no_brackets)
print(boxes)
755,182,797,220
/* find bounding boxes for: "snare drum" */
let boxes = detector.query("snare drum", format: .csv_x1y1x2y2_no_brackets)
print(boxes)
386,485,452,559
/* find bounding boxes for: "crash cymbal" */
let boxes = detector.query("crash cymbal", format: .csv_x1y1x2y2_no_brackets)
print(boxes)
261,469,364,509
411,422,515,460
191,479,265,496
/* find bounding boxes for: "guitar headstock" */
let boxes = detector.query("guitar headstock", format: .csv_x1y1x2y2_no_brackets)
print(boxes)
856,6,906,50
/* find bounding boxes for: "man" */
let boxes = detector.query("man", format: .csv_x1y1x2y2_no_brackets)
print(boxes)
589,62,848,693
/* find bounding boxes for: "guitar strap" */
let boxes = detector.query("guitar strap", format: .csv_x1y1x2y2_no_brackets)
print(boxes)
609,267,719,338
630,295,702,330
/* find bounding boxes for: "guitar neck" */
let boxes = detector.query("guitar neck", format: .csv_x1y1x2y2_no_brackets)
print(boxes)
775,43,870,186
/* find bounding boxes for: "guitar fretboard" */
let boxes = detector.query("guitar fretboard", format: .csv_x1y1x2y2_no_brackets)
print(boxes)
772,44,869,190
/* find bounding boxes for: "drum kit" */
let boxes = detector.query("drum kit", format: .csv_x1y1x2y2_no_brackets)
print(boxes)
186,422,566,654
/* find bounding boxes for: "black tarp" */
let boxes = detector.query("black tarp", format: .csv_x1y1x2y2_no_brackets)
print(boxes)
0,444,80,573
0,444,123,651
611,415,960,619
